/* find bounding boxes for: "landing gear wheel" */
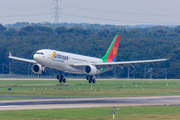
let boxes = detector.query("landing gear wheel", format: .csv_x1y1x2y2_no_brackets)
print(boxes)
63,78,66,83
59,75,63,83
86,76,89,80
59,79,62,83
89,80,92,83
57,75,60,80
93,79,96,84
58,71,66,83
88,75,95,84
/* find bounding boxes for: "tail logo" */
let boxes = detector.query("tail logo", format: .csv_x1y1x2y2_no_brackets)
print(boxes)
113,47,117,55
51,51,57,60
101,35,121,63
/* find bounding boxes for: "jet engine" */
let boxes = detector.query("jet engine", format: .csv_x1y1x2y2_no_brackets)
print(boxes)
83,65,99,75
31,64,46,74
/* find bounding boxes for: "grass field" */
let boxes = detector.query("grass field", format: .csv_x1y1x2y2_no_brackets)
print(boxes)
0,80,180,97
0,98,32,100
0,106,180,120
0,79,180,97
1,79,180,120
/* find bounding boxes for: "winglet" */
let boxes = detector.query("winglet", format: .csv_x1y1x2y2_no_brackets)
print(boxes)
167,55,174,60
9,52,12,57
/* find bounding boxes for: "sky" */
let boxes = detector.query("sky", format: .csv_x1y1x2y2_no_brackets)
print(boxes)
0,0,180,25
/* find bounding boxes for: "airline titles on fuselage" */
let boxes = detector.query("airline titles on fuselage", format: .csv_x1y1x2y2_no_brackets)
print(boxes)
52,53,69,63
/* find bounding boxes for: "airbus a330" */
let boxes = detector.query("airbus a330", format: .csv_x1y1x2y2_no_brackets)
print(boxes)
9,35,173,83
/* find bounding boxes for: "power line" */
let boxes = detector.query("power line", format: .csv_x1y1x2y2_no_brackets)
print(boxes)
63,4,180,17
0,12,177,24
0,11,178,24
0,5,52,9
0,13,51,18
62,12,180,24
0,3,179,17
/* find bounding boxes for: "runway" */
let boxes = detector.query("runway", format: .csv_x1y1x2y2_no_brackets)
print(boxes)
0,96,180,110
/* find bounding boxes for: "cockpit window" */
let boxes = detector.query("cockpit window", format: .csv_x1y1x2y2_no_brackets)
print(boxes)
35,52,44,55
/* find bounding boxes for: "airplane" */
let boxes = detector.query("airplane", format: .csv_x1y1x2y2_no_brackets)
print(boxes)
9,35,173,84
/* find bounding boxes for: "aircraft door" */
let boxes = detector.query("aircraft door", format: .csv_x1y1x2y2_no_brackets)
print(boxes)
48,51,52,59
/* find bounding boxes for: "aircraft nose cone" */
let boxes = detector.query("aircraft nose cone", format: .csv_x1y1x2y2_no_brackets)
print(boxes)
33,54,38,61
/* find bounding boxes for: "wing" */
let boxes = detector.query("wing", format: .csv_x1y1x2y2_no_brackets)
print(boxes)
9,52,36,64
72,57,172,69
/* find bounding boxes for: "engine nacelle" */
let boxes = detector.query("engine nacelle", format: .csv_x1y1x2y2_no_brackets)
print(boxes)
83,65,99,75
31,64,46,74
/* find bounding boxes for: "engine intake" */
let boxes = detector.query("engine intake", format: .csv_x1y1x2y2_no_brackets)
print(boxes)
31,64,45,74
83,65,99,75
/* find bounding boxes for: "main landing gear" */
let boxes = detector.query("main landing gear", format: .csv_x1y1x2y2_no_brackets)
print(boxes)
86,75,96,84
57,71,66,83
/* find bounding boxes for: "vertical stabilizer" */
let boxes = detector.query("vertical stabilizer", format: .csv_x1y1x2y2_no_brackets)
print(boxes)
101,35,121,62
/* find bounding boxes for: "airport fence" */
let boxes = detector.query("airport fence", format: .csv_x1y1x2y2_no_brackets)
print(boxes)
0,74,112,79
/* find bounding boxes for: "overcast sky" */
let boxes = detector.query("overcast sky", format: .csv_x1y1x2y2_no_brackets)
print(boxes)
0,0,180,25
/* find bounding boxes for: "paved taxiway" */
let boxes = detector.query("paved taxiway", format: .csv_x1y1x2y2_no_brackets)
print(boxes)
0,96,180,110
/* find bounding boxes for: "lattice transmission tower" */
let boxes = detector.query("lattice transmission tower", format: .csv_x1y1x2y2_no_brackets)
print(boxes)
52,0,63,24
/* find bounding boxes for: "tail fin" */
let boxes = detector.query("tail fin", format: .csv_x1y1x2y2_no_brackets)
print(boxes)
101,35,121,62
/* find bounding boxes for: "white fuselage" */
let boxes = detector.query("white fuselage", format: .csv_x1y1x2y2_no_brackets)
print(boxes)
33,49,103,74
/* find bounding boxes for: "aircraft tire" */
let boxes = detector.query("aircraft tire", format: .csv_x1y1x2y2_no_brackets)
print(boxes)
57,75,60,80
59,78,63,83
86,76,89,80
59,80,61,83
89,80,92,83
63,78,66,83
93,79,96,83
